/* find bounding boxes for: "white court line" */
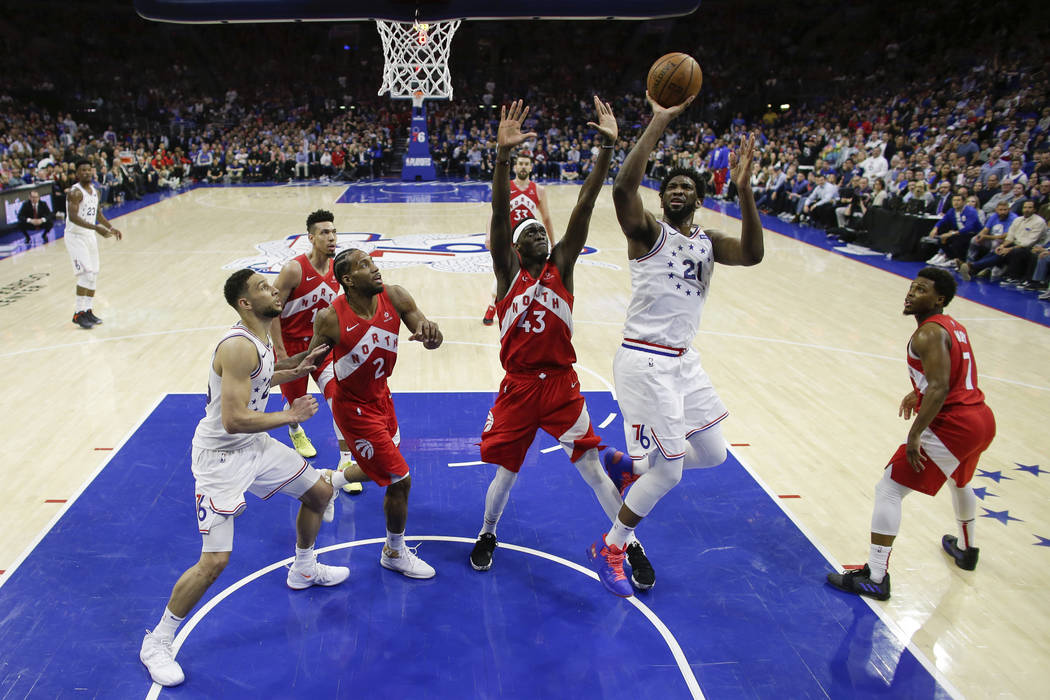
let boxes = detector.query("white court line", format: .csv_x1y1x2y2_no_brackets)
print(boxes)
598,412,618,429
0,393,166,588
145,536,703,700
540,445,562,454
448,460,486,467
727,447,965,700
0,325,230,359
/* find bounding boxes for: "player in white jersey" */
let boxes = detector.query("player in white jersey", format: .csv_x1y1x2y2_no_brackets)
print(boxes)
65,158,123,329
139,269,348,688
585,93,762,597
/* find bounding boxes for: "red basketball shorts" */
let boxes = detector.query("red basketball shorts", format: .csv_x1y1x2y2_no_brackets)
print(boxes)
889,403,996,496
279,338,335,404
331,392,409,487
480,367,601,472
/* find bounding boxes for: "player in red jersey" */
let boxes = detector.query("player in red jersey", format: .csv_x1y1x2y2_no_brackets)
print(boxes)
271,209,363,504
827,267,996,601
467,98,646,584
482,151,555,325
271,210,336,459
305,248,444,579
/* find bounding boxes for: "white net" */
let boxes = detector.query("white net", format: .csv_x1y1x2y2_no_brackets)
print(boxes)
376,19,461,100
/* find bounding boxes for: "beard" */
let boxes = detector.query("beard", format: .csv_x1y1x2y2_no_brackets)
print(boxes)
662,202,695,225
262,305,282,319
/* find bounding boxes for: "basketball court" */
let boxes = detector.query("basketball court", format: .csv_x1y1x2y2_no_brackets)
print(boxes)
1,1,1049,698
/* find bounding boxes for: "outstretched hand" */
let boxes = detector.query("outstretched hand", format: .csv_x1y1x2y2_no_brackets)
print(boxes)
293,343,328,377
729,133,757,191
587,95,618,144
645,91,695,121
497,100,538,150
409,319,443,349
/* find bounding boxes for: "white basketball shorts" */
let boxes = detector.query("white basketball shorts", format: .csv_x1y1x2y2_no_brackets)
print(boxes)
192,434,319,551
613,345,728,461
64,231,100,276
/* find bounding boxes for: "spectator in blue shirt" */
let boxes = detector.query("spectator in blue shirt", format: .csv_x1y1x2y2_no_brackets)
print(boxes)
926,193,983,267
968,200,1018,261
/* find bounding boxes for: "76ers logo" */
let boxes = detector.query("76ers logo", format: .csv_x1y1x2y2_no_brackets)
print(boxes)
354,438,375,460
224,232,614,275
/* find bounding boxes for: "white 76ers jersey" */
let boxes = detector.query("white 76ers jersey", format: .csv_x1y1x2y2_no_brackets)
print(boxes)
621,221,714,349
65,182,99,236
192,323,275,451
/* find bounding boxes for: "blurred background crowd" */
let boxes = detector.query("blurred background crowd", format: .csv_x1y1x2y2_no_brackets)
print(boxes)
2,0,1048,289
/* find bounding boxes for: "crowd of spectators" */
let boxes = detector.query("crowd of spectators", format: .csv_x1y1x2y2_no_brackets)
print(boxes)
1,0,1048,295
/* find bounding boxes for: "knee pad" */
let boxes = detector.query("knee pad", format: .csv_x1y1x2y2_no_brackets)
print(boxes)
871,469,911,536
76,270,97,290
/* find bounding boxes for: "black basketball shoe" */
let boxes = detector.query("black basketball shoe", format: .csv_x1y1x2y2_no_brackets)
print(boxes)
942,535,979,571
72,311,95,329
626,542,655,590
470,533,497,571
826,564,890,601
85,309,103,325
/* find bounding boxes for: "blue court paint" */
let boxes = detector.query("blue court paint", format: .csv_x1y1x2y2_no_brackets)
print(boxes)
0,393,950,698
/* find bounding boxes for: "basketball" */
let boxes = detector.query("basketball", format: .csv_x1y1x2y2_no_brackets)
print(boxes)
646,52,703,108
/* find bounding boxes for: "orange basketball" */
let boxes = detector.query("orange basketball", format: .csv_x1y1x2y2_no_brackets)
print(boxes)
646,53,703,108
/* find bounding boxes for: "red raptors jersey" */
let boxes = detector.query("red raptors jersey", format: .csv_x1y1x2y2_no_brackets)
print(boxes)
497,261,576,372
331,291,401,403
279,254,339,344
508,179,541,226
907,314,986,410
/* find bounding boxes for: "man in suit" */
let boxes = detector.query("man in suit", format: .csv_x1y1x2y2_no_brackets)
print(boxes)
18,190,53,243
927,181,953,217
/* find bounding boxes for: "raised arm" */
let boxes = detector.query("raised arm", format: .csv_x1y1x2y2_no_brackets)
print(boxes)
710,133,763,266
490,100,538,300
612,93,694,247
552,96,618,287
535,185,555,246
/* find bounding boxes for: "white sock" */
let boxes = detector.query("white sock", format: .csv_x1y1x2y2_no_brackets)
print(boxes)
386,529,404,552
607,519,635,549
293,545,315,570
76,295,91,312
330,469,349,490
339,450,353,467
154,607,185,643
867,543,892,583
289,424,303,436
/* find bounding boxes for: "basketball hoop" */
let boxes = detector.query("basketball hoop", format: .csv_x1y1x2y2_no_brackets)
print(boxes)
376,18,461,100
